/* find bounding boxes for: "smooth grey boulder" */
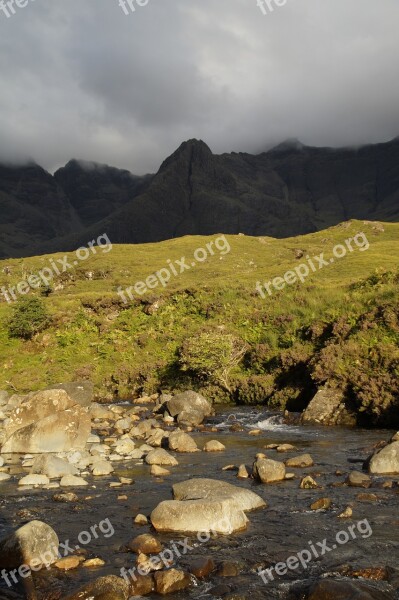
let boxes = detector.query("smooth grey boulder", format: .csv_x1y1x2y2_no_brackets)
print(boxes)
253,458,286,483
167,391,213,425
0,520,59,569
151,478,266,534
368,440,399,474
169,431,199,453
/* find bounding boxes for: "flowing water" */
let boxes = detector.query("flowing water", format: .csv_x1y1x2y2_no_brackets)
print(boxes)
0,407,398,599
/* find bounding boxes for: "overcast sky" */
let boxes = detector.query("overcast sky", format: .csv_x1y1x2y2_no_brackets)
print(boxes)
0,0,398,174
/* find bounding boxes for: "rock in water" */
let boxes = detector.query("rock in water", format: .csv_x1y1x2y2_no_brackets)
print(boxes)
30,455,78,479
168,431,199,453
347,471,371,487
151,478,265,534
306,579,391,600
203,440,226,452
368,440,399,474
253,458,286,483
145,449,178,466
154,569,192,595
63,575,129,600
285,454,314,468
0,520,59,569
1,389,91,454
166,391,213,426
302,387,357,426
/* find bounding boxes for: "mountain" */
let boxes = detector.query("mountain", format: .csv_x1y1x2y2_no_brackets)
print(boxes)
54,160,152,227
1,136,399,257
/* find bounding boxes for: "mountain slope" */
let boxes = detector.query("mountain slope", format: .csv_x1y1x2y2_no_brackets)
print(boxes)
0,220,398,426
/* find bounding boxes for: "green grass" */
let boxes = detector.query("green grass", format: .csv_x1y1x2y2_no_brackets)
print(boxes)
0,220,398,425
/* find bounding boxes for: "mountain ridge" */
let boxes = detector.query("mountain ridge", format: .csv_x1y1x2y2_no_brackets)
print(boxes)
1,136,399,258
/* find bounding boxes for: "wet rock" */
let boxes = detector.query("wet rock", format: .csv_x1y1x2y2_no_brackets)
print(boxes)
368,440,399,475
340,566,390,581
83,558,105,567
210,584,231,596
91,460,114,476
154,568,192,595
168,431,199,453
137,551,164,573
60,475,88,487
277,444,297,452
145,449,178,466
189,557,215,578
310,497,332,510
337,506,353,518
204,440,226,452
347,471,371,488
30,455,78,479
237,464,249,479
356,492,378,502
64,575,129,600
128,534,163,554
0,520,59,569
253,458,286,483
285,454,314,468
300,475,319,489
151,465,170,476
218,561,243,577
151,478,265,534
129,573,154,596
145,429,167,447
19,474,50,486
302,387,357,426
134,514,148,525
55,556,80,570
306,578,391,600
53,492,79,502
114,439,136,455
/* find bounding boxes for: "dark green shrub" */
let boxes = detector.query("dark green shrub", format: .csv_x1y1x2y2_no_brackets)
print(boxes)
8,297,50,340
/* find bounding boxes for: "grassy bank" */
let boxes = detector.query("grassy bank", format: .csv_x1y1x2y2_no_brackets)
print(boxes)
0,220,398,426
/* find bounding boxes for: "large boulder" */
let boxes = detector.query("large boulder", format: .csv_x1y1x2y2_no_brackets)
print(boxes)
1,389,91,454
46,381,93,407
368,440,399,474
151,478,266,534
167,391,213,426
0,520,59,570
302,387,357,426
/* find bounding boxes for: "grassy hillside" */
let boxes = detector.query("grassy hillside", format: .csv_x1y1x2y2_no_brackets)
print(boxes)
0,220,398,425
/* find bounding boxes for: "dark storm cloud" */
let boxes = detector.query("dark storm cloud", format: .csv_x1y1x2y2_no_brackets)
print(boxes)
0,0,398,174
